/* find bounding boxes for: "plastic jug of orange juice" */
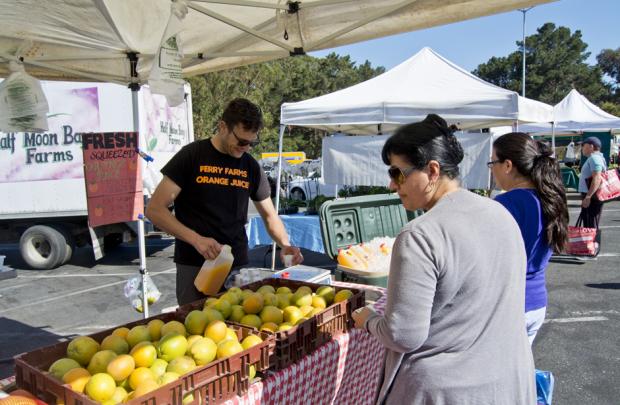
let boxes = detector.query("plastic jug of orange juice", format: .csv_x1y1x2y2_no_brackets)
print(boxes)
194,245,234,295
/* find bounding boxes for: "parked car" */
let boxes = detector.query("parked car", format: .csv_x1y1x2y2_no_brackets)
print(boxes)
287,175,338,201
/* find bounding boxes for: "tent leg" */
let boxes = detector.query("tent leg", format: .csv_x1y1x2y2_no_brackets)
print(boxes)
138,215,149,319
130,78,148,318
551,122,556,157
271,125,286,270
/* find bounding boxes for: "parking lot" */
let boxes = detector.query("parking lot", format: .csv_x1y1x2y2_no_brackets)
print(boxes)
1,194,619,403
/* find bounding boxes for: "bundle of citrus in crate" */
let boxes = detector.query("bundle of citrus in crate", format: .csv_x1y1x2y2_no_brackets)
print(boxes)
179,279,365,369
14,312,274,405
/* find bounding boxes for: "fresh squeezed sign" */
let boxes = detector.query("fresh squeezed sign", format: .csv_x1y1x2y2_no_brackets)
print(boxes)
82,132,143,227
0,86,99,182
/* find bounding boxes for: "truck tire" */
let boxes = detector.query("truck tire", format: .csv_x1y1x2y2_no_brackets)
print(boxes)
19,225,69,270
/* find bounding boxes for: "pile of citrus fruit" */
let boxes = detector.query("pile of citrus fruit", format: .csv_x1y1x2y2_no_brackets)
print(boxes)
199,285,354,333
47,315,265,404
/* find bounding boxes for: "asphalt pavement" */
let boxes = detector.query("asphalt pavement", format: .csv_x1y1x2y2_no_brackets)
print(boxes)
0,194,619,404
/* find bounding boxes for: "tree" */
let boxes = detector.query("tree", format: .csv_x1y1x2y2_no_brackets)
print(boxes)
474,23,608,105
187,53,385,159
597,47,620,105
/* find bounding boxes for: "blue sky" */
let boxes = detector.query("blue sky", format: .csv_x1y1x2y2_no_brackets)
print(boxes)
310,0,619,72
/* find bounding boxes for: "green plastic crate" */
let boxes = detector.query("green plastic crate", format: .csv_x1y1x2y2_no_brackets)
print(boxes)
319,194,422,287
319,193,419,259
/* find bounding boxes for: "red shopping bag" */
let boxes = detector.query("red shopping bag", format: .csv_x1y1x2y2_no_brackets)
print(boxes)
596,169,620,202
566,214,599,256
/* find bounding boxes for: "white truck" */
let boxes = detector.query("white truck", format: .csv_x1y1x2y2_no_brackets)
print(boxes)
0,81,194,269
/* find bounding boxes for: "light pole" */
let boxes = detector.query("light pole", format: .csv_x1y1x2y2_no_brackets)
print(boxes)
518,7,533,97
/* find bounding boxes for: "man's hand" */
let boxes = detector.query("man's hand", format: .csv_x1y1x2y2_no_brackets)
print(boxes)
280,245,303,266
192,236,222,260
582,195,592,208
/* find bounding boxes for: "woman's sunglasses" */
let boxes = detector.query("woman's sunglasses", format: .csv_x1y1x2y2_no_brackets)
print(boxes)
231,128,260,147
387,166,416,185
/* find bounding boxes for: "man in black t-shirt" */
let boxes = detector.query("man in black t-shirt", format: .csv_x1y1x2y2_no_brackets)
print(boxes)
146,98,303,305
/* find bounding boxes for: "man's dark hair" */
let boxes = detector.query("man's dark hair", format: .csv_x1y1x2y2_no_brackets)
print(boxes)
222,98,263,133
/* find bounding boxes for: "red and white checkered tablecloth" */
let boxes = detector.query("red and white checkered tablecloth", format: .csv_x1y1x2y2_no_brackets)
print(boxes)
225,284,388,405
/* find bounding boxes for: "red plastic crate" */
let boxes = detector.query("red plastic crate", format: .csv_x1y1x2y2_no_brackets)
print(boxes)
14,312,274,405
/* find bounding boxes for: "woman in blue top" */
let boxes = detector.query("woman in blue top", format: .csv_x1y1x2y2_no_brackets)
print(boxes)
489,133,568,344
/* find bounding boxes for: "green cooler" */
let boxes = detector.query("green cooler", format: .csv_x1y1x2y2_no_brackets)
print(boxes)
319,194,421,287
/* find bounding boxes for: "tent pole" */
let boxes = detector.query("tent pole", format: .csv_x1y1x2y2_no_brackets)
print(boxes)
127,52,149,319
551,122,556,158
271,124,286,270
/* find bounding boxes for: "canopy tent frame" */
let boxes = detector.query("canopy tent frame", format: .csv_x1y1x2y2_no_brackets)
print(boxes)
0,0,556,83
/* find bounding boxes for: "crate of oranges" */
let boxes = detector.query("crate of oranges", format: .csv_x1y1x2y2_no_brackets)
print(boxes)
177,278,365,370
14,311,274,405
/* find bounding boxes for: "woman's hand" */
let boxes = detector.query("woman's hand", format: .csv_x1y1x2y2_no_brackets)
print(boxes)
352,307,374,330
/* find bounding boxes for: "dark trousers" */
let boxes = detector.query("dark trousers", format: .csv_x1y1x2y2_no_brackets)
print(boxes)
175,263,242,306
580,193,603,228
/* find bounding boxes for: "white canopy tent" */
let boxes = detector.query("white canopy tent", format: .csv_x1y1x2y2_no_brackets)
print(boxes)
281,47,553,133
519,89,620,134
279,47,553,190
0,0,554,84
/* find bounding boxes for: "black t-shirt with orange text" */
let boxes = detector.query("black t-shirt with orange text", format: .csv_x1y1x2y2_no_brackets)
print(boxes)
161,139,270,267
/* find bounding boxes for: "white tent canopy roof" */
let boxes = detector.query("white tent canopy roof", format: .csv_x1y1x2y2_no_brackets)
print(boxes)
519,89,620,134
0,0,554,86
280,47,553,133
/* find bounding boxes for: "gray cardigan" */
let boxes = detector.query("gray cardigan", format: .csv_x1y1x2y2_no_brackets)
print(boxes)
366,189,536,405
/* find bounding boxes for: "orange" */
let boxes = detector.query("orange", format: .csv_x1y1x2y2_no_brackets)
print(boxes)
166,356,196,376
126,325,151,348
239,314,262,329
242,293,264,314
48,358,81,380
184,310,208,336
86,350,117,375
260,322,278,332
132,379,159,399
100,335,129,355
84,373,116,402
215,340,243,360
260,306,283,324
62,367,91,393
66,336,100,366
147,319,165,341
130,342,157,367
111,327,130,340
334,289,353,303
311,296,327,310
204,320,228,343
106,354,135,382
240,335,263,350
161,320,187,337
128,367,156,391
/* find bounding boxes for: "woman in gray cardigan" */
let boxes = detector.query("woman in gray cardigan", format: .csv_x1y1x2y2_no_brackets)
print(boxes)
353,114,536,405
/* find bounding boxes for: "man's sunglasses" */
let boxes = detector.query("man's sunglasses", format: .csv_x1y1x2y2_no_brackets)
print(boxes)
388,166,416,185
231,128,260,147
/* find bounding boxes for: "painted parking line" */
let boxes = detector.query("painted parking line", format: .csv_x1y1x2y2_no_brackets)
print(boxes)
18,272,172,279
0,268,176,315
545,316,608,323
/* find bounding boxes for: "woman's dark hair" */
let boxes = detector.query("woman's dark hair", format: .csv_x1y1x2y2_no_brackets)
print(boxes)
222,98,264,132
381,114,464,179
493,132,568,253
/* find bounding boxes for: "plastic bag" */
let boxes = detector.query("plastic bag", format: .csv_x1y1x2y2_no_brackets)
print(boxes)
124,274,162,313
0,61,49,132
536,369,555,405
148,0,188,106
